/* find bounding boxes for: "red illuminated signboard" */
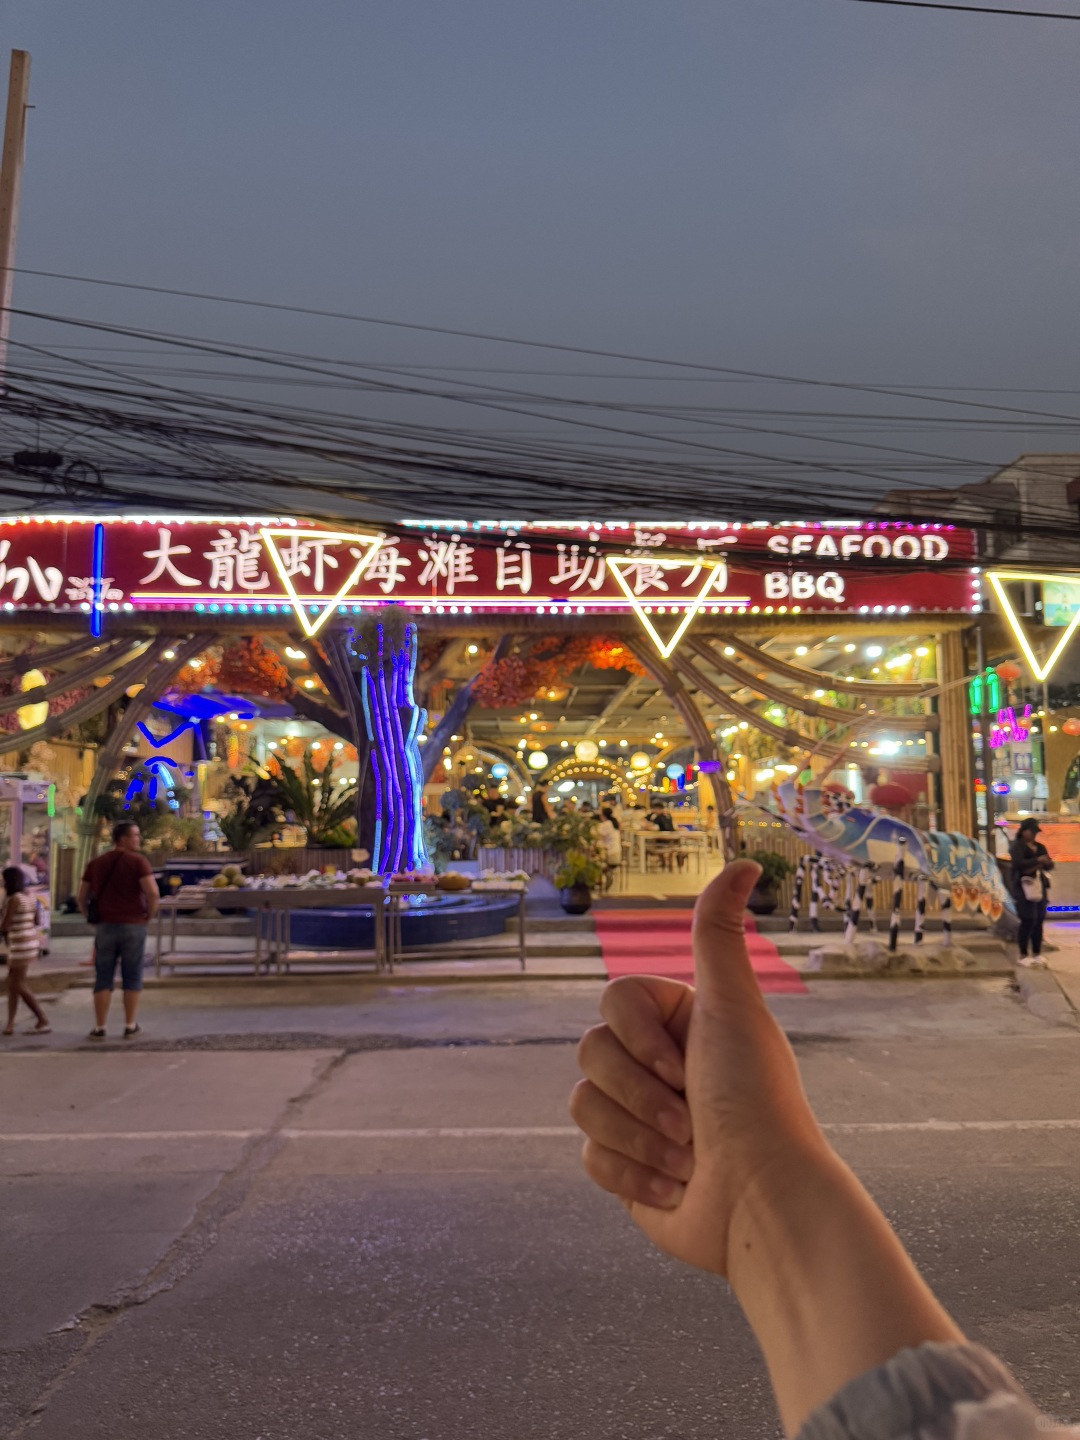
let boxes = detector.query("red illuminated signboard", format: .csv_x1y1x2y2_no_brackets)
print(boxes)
0,516,980,619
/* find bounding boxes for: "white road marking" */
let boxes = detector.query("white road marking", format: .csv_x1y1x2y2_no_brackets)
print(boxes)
0,1130,258,1141
3,1118,1080,1143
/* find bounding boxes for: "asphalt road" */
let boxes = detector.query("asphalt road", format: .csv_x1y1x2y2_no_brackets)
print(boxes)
3,977,1080,1438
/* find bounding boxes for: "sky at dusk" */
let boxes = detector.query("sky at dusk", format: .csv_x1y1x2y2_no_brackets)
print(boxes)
1,0,1077,513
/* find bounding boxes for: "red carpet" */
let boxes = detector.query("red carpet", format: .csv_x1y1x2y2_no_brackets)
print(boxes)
593,910,807,995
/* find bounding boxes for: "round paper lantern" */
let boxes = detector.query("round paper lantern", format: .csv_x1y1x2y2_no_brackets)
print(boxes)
527,750,549,770
1062,717,1080,737
994,661,1022,684
629,751,651,770
869,782,910,811
491,763,509,778
666,763,685,779
16,668,48,731
574,739,599,762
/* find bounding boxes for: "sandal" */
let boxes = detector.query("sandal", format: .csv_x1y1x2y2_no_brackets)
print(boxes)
28,1024,51,1035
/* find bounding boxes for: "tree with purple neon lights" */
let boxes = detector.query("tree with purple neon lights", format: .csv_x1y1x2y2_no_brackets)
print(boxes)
344,617,428,874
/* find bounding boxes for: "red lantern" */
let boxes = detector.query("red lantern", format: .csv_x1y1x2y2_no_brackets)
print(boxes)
1062,717,1080,737
994,661,1022,684
869,782,911,811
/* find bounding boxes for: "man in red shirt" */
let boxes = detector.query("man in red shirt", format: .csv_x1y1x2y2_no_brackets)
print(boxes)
78,821,160,1039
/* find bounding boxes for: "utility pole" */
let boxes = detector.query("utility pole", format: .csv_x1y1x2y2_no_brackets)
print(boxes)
0,50,31,385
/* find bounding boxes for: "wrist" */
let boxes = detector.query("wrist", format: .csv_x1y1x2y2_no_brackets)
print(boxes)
725,1142,961,1435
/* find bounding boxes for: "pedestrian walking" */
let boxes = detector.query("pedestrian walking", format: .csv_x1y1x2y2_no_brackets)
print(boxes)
1,865,49,1036
78,821,160,1039
1008,817,1053,967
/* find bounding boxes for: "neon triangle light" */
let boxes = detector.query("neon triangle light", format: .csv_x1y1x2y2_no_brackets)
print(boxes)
260,528,384,638
986,569,1080,682
606,556,729,659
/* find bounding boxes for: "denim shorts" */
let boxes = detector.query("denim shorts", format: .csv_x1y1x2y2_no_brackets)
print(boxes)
93,923,148,993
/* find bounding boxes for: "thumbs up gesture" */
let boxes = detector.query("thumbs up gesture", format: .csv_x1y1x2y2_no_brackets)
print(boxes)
570,860,829,1277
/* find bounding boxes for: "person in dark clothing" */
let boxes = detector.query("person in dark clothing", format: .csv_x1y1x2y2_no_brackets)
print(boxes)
1008,818,1053,967
480,784,503,816
650,808,675,833
530,784,553,824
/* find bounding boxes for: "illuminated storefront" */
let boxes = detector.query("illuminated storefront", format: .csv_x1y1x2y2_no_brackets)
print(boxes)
0,513,983,871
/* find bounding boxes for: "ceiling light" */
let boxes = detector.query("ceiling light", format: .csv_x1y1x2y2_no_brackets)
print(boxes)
795,645,808,656
865,645,883,658
843,644,856,653
466,644,479,655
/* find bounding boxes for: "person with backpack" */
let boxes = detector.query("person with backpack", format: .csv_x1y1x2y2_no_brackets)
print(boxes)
78,821,160,1039
1,865,49,1036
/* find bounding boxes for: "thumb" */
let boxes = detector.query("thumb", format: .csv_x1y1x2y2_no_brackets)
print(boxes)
691,860,766,1016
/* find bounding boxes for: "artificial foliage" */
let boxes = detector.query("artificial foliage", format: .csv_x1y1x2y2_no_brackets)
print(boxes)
217,773,284,851
267,746,357,846
176,638,290,699
554,850,604,891
472,635,645,710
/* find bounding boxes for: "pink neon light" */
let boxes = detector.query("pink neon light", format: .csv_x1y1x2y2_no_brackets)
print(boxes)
989,705,1031,748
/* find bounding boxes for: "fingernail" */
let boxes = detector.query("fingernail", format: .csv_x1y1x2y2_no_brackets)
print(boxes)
655,1059,685,1090
649,1175,685,1207
657,1106,691,1144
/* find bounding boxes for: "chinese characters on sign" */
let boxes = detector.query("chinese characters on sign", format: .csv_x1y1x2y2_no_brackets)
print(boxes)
0,517,979,616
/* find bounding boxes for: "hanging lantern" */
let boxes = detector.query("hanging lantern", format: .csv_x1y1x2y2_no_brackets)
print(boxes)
574,739,599,762
1062,718,1080,737
527,750,549,770
994,661,1022,684
629,751,651,770
869,782,910,812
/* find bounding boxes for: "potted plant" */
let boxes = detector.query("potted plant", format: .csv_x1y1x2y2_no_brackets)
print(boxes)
554,850,603,915
746,849,795,915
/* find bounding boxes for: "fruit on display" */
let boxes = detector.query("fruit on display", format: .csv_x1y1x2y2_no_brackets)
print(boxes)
211,864,248,889
435,871,471,891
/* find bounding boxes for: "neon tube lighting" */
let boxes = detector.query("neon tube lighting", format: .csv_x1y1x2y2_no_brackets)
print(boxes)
986,570,1080,682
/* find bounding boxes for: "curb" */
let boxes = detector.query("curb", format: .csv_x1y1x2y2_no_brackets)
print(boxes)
1014,965,1079,1028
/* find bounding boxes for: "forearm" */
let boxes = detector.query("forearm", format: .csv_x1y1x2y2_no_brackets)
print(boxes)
727,1145,963,1437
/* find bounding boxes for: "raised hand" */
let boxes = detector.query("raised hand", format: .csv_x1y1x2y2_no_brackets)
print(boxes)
570,859,830,1277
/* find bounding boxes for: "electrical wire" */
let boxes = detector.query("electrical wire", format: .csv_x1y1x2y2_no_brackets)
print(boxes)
844,0,1080,16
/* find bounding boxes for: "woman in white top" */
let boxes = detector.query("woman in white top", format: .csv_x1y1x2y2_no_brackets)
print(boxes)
596,808,623,866
2,865,49,1036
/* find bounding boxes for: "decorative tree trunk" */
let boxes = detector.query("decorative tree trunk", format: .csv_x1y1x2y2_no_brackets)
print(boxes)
324,619,428,873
